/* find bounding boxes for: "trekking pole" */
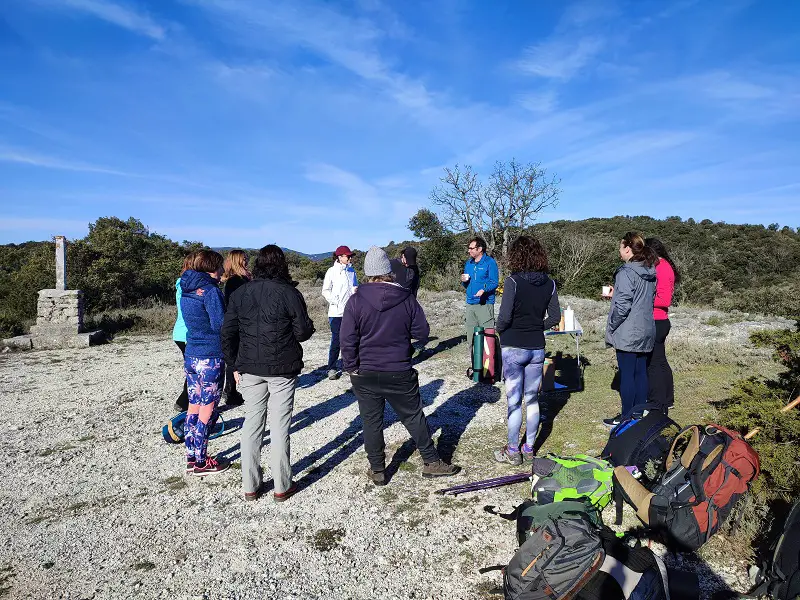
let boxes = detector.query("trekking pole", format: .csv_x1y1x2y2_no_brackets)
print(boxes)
436,473,530,496
435,473,529,494
744,395,800,440
437,473,529,491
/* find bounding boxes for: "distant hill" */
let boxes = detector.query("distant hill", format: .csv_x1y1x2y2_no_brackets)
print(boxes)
213,247,331,261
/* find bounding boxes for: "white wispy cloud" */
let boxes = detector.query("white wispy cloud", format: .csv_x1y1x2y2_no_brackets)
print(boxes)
516,36,605,80
304,162,381,215
0,146,136,176
516,90,559,114
43,0,165,40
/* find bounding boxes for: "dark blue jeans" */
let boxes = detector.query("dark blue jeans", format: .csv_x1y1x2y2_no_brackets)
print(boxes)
328,317,342,370
616,350,649,415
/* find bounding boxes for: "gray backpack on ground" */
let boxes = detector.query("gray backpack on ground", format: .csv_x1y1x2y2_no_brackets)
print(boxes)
493,500,670,600
503,511,604,600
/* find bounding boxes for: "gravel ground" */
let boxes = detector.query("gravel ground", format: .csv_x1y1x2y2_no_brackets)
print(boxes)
0,293,785,599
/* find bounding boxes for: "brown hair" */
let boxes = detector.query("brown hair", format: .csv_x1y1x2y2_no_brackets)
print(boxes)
222,249,250,282
507,236,549,274
181,252,196,274
193,250,224,274
469,236,487,254
621,232,658,267
367,274,395,283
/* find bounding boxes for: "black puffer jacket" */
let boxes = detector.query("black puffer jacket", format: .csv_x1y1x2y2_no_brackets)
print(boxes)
221,276,315,377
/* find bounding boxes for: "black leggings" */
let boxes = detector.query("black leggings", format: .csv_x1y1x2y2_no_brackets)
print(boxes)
647,319,674,409
175,341,189,412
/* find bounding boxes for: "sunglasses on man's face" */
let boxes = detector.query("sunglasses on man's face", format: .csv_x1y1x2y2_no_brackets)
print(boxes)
467,246,478,250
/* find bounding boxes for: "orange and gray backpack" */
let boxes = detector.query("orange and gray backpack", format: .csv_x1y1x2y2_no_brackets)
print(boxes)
613,424,760,551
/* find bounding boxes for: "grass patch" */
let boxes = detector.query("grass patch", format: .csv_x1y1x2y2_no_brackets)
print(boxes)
309,528,345,552
398,461,417,472
163,476,187,491
35,442,77,457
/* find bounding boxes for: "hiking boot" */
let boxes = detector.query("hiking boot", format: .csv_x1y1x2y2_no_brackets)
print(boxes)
274,481,298,503
603,414,622,427
367,468,387,486
193,456,230,477
493,446,523,466
328,369,341,380
521,443,535,462
422,460,461,478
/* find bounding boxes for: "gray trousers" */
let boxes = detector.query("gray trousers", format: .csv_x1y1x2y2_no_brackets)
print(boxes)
238,373,297,494
466,303,496,353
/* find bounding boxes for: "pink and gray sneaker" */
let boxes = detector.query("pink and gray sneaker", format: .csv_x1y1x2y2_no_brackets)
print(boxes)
193,456,230,477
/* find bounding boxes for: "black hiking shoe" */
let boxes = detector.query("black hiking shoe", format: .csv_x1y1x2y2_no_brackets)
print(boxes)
603,414,622,427
367,469,387,486
422,460,461,478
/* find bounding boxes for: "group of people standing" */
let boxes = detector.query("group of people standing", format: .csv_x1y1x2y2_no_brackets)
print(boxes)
454,233,677,465
170,232,677,500
171,244,458,502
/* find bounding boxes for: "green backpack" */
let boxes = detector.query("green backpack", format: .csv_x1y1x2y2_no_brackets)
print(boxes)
530,454,614,510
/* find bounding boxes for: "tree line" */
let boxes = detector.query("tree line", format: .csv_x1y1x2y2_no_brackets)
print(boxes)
1,160,798,337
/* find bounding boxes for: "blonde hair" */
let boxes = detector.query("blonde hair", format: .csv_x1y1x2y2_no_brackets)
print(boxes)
222,249,251,282
181,252,196,274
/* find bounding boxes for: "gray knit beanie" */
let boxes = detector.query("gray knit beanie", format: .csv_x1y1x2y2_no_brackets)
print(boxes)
363,246,392,277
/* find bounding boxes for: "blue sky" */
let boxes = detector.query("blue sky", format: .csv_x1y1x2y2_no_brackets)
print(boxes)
1,0,798,252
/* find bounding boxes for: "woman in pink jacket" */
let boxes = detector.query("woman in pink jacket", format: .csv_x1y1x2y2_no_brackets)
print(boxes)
645,238,679,410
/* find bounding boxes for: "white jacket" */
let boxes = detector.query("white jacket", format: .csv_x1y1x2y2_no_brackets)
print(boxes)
321,263,358,318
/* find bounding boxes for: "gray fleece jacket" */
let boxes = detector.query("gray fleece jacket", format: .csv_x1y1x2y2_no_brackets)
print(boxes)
605,261,657,353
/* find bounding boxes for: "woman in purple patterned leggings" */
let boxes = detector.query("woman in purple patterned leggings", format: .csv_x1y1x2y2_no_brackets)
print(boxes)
494,236,561,466
180,250,229,477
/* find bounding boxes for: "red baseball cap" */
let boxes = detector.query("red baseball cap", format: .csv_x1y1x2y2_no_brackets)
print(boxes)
334,245,354,257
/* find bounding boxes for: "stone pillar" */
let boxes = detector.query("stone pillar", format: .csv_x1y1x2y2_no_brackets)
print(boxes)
55,236,67,290
30,290,84,335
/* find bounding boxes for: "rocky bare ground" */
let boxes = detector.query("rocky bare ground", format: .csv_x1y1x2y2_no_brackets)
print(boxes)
0,293,792,599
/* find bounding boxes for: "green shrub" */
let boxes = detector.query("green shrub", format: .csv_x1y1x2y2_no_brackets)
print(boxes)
716,324,800,548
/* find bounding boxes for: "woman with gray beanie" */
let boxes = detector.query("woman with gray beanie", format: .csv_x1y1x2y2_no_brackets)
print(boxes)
340,246,460,485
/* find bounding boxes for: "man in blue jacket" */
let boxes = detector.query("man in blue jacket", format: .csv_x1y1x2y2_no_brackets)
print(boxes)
461,236,499,353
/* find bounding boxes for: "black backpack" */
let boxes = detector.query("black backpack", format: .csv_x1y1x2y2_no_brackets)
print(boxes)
747,498,800,600
601,404,680,483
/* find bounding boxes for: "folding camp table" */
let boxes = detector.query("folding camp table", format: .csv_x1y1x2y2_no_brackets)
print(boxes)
543,318,583,393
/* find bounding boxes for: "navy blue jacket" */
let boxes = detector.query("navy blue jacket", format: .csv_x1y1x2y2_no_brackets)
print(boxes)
340,282,429,372
180,270,225,359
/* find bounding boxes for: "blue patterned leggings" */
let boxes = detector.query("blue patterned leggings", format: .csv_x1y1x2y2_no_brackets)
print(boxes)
184,356,224,464
501,347,545,449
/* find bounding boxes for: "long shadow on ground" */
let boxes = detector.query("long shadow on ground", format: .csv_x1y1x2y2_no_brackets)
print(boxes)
215,386,358,463
386,382,501,480
288,379,447,492
412,335,466,366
